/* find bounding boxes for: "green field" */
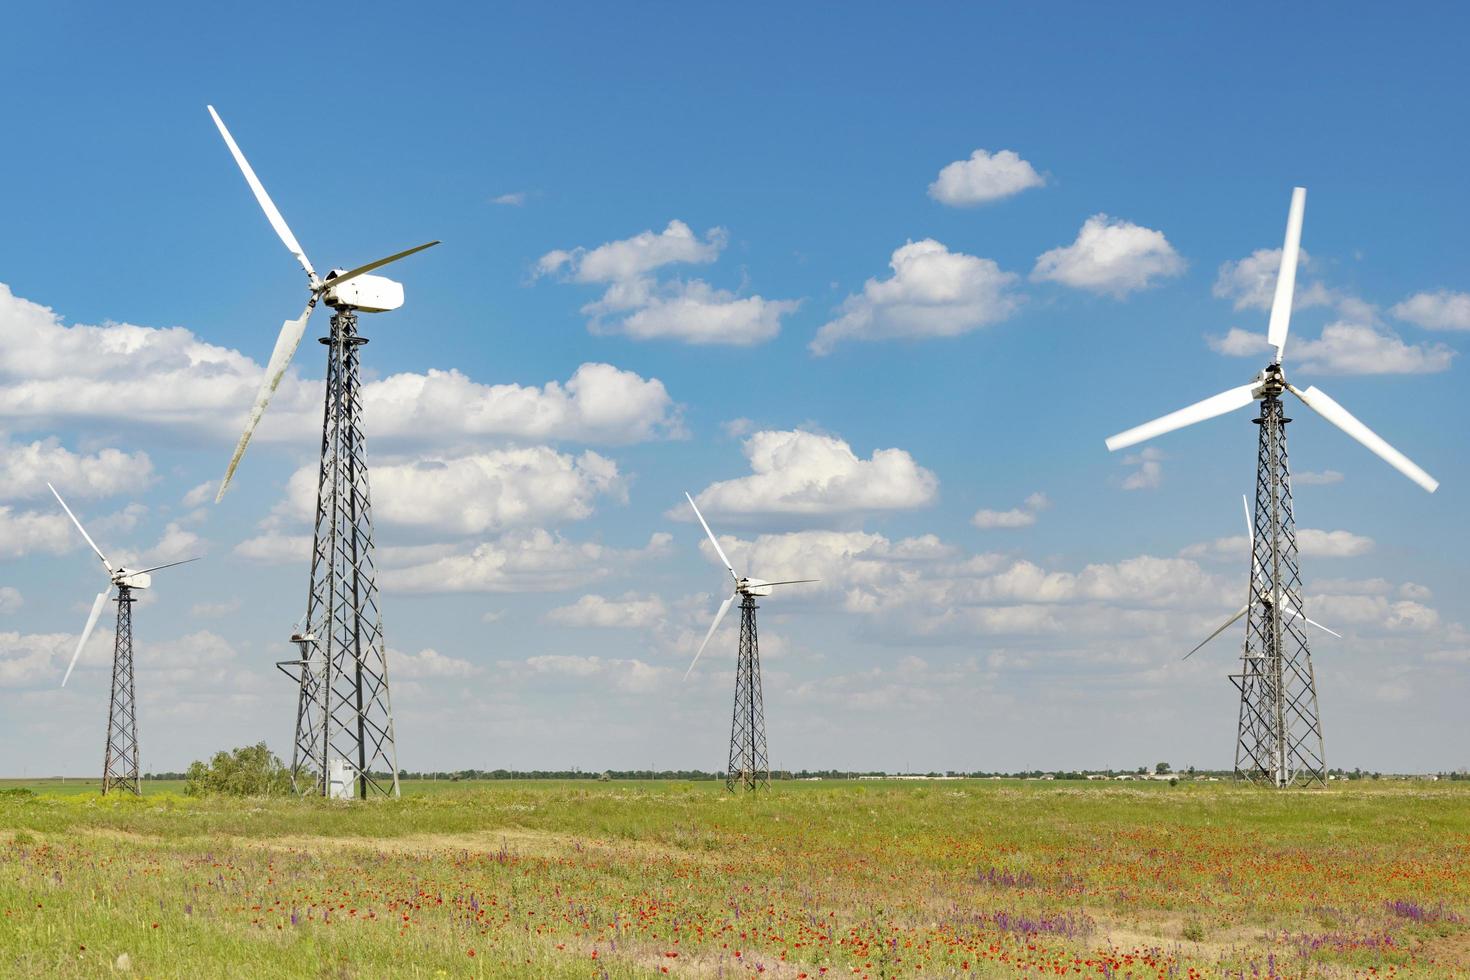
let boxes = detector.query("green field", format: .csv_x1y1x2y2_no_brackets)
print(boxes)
2,779,1467,978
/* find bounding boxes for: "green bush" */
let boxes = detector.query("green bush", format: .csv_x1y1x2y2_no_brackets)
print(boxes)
184,743,293,798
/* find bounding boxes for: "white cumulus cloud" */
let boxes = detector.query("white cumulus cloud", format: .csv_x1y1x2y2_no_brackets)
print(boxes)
1390,290,1470,331
539,222,797,346
1290,322,1454,375
1032,214,1185,297
538,220,725,282
1121,448,1164,491
591,280,799,346
0,630,71,687
1296,528,1375,558
391,647,479,678
384,530,671,595
811,239,1021,355
1207,327,1273,357
685,429,938,521
972,492,1050,529
364,362,682,444
927,149,1044,206
514,654,667,694
282,447,624,535
0,506,79,559
0,437,153,502
545,593,668,629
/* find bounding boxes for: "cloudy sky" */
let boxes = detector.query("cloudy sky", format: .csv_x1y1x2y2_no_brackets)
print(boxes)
3,3,1469,776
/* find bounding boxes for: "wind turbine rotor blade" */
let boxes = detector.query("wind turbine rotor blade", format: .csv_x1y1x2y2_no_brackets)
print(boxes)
216,297,318,502
1286,384,1438,493
1267,186,1306,362
685,594,735,680
47,483,112,574
755,579,820,588
685,492,738,582
1105,383,1260,452
1182,604,1250,661
325,241,441,289
206,105,316,281
1241,492,1264,579
131,557,203,576
62,590,111,687
1281,599,1342,639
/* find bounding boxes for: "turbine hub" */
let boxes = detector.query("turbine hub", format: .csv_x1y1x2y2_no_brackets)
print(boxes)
1257,362,1287,398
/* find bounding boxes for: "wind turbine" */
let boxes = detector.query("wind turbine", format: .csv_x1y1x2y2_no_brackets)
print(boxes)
684,492,816,792
206,105,436,798
1183,494,1342,661
1105,186,1438,788
49,483,198,796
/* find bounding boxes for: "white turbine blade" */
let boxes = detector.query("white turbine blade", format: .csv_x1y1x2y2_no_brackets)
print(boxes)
685,492,738,581
1281,599,1342,639
1287,384,1438,493
757,579,820,588
131,557,202,576
1241,492,1263,579
1182,604,1250,661
685,594,735,680
216,297,318,501
1105,383,1260,452
62,590,111,687
206,105,316,281
1267,187,1306,362
47,483,112,574
326,241,441,289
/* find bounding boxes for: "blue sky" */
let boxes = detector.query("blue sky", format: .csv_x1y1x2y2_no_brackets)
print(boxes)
2,2,1469,776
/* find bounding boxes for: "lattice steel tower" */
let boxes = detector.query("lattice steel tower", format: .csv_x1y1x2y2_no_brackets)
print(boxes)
727,594,771,792
280,310,400,799
102,588,141,796
1231,382,1325,787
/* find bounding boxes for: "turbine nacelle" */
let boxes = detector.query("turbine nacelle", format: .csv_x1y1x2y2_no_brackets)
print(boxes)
112,569,152,590
1253,362,1285,398
738,577,773,597
323,270,405,313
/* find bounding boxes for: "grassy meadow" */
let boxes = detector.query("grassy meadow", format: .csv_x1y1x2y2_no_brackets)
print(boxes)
1,778,1467,978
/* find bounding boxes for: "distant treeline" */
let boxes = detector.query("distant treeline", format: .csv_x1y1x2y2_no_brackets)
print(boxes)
133,766,1470,782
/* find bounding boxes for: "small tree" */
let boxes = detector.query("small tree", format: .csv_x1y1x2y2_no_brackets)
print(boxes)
185,743,293,797
1155,762,1171,775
